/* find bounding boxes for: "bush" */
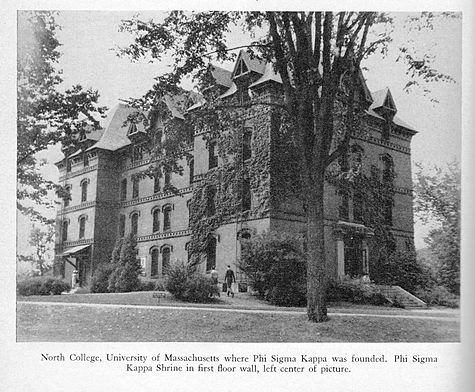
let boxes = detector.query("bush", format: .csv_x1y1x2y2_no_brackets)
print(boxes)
371,251,433,293
107,234,142,293
239,232,306,307
90,263,114,293
326,282,391,306
166,261,218,302
17,277,71,296
415,285,459,308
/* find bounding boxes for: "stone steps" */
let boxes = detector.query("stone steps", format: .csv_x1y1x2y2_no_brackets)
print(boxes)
376,285,427,308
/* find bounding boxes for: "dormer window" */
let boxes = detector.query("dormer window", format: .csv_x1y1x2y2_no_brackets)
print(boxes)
235,59,249,78
127,123,138,136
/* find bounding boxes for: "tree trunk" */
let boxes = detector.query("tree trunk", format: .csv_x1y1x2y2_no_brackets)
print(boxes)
306,167,329,322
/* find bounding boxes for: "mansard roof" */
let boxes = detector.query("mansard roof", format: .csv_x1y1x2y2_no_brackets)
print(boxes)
208,64,232,88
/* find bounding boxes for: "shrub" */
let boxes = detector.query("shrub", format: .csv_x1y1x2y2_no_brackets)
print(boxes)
371,251,433,293
166,261,218,302
90,263,114,293
107,234,142,293
326,282,391,306
415,285,459,308
239,231,306,307
17,277,71,296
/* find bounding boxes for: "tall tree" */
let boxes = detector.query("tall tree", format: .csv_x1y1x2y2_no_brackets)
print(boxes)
118,12,456,322
17,11,107,222
17,224,55,276
414,161,460,294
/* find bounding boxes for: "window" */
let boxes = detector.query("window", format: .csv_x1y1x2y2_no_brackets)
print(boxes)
153,175,160,194
235,58,249,77
189,158,194,185
83,152,89,167
164,171,171,188
131,213,139,236
353,192,364,223
242,129,252,161
339,190,350,220
382,120,391,140
66,159,71,173
62,221,68,242
382,155,394,183
163,206,172,231
242,178,251,212
119,214,125,237
206,185,217,217
152,209,160,233
208,141,218,170
120,178,127,201
162,247,171,275
131,144,143,162
132,177,139,199
63,185,71,208
206,237,217,271
81,180,88,203
383,198,393,226
79,216,86,239
151,248,159,277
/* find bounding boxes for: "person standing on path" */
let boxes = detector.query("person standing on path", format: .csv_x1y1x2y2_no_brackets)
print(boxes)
224,265,236,298
210,268,220,297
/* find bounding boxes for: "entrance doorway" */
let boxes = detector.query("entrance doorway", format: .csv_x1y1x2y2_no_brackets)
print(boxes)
344,234,364,277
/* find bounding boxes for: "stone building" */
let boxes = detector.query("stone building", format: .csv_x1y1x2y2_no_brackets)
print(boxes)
54,50,416,286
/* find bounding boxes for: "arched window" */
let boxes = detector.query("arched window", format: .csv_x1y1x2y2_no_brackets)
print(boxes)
242,128,252,161
206,236,217,271
207,185,217,217
153,174,160,194
151,248,159,277
162,247,171,275
189,158,194,185
81,180,88,203
131,213,139,236
118,214,125,237
63,185,71,208
62,221,68,242
339,189,350,221
242,178,251,212
163,205,172,231
208,141,218,169
152,209,160,233
120,178,127,201
79,216,86,239
164,171,171,188
132,176,140,199
381,154,394,183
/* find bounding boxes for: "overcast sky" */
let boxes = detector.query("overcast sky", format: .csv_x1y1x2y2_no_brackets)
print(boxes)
17,11,462,253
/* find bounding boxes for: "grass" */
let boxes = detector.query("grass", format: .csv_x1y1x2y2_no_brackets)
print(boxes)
17,292,460,342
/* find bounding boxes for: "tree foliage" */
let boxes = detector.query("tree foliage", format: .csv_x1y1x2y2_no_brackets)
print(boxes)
414,161,460,294
17,11,107,222
107,234,142,293
17,224,55,276
118,12,457,322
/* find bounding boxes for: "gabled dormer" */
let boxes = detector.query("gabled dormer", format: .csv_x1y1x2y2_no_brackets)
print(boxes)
126,120,147,144
371,87,397,121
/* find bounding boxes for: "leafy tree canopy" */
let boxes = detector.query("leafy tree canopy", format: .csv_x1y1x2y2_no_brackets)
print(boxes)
17,11,107,223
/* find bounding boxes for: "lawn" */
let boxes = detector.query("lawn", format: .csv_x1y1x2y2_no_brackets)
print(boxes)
16,295,459,342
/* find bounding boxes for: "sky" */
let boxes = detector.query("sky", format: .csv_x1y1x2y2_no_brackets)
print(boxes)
17,11,462,255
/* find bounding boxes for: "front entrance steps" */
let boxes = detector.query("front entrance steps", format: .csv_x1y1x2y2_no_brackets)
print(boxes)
376,285,427,309
340,279,427,308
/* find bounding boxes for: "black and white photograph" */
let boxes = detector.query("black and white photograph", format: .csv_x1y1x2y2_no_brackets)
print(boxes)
2,1,473,391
